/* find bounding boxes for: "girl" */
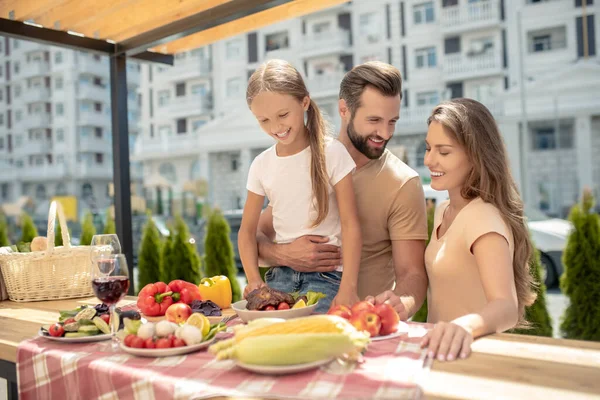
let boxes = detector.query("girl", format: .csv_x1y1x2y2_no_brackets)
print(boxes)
420,98,537,362
238,59,362,313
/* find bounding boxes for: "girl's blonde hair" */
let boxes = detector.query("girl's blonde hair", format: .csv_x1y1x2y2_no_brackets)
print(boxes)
246,59,330,227
427,98,537,327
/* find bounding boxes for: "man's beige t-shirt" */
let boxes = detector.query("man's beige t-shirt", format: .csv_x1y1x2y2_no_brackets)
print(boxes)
425,198,514,323
353,149,429,299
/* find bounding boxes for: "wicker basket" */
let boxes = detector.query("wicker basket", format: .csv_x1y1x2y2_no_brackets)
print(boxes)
0,201,96,302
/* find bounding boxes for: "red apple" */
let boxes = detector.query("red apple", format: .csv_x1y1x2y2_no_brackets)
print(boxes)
165,303,192,324
327,305,352,320
374,303,400,336
351,300,375,315
349,310,381,337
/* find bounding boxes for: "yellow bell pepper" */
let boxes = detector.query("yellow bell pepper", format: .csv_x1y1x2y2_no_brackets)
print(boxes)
198,275,232,309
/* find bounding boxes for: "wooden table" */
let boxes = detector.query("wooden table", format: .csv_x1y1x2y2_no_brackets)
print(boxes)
1,298,600,400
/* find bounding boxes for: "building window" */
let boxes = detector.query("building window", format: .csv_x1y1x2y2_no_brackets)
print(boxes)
94,102,102,112
0,66,3,77
159,126,171,137
532,35,551,52
15,85,21,97
0,137,3,149
359,12,380,43
0,114,3,126
95,153,103,164
56,128,65,142
226,39,242,59
176,118,187,134
313,21,331,34
55,52,63,64
416,141,427,167
93,77,103,87
415,47,436,68
14,62,20,74
55,77,63,89
15,110,22,122
226,78,241,97
231,154,239,171
36,185,47,200
175,83,186,97
532,125,574,150
416,91,439,106
82,183,93,198
265,31,289,52
56,103,64,116
192,120,206,132
414,2,435,24
191,84,207,97
95,127,102,138
158,90,170,107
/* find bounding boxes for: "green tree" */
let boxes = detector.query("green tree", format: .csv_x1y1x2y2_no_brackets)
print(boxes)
159,228,177,283
510,247,553,337
55,222,73,246
411,202,435,323
204,209,242,302
20,213,38,244
80,212,97,246
104,216,116,234
560,189,600,341
169,215,202,283
0,212,9,247
138,214,162,291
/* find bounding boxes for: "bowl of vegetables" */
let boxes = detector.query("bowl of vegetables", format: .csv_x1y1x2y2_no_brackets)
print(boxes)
232,288,326,323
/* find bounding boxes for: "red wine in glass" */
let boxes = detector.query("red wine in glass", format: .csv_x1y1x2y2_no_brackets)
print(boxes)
92,276,130,305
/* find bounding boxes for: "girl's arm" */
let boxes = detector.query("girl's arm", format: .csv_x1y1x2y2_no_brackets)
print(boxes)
330,174,362,308
238,191,267,297
421,232,518,361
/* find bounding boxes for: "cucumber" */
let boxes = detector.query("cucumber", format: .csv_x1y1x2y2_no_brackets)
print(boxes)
74,308,97,322
78,325,100,335
63,322,81,332
65,332,92,338
93,316,110,334
78,319,95,326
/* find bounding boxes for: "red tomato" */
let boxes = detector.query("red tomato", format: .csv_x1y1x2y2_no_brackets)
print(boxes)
167,334,176,346
264,305,276,311
129,336,145,349
172,338,186,347
124,334,137,347
63,318,76,325
144,338,156,349
277,302,290,310
155,338,172,349
48,323,64,337
100,314,110,324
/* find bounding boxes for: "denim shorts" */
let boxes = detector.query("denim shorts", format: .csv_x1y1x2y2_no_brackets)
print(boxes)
264,266,342,314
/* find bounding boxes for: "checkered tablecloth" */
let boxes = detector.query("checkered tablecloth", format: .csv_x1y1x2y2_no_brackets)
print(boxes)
17,321,432,400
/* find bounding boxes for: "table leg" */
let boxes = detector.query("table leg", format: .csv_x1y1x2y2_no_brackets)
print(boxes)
0,360,18,400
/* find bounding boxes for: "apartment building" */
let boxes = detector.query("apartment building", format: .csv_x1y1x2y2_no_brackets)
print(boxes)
135,0,599,217
0,37,142,216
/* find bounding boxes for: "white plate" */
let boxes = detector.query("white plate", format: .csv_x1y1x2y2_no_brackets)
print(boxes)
236,358,333,375
370,321,410,342
119,337,215,357
38,329,111,343
231,300,317,323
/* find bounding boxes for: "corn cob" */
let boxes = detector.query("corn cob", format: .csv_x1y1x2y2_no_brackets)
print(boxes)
215,332,370,366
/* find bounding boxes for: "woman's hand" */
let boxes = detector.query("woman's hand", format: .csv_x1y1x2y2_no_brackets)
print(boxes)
365,290,408,320
420,321,473,362
330,288,360,310
243,281,267,299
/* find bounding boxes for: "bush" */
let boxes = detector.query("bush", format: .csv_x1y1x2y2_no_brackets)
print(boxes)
204,209,242,302
20,213,38,244
510,247,553,337
160,227,176,283
169,216,202,284
0,212,9,247
55,222,73,247
104,216,116,234
138,214,162,292
560,189,600,341
80,212,97,246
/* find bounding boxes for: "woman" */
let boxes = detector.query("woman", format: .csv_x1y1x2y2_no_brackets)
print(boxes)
420,98,536,362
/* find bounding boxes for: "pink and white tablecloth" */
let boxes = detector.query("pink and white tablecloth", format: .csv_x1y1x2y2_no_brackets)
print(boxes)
17,322,432,400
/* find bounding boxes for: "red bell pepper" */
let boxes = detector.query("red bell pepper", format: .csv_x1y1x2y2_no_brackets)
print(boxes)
137,282,174,316
168,280,202,305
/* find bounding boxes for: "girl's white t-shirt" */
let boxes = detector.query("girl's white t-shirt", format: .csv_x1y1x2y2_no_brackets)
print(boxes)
246,138,356,271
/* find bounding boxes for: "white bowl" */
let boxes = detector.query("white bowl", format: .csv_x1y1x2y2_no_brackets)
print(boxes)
231,300,317,323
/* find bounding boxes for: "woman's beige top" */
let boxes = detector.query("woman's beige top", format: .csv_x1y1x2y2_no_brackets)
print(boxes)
424,197,514,323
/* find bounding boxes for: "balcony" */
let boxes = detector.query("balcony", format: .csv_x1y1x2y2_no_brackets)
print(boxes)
79,136,111,153
19,113,52,130
79,111,109,127
77,163,113,179
20,164,68,181
14,140,52,156
79,57,110,78
78,84,110,104
441,0,500,33
156,58,211,83
443,52,502,81
19,61,50,79
301,29,351,58
21,88,51,104
133,134,199,160
305,70,346,98
396,106,434,130
0,163,17,182
164,95,212,119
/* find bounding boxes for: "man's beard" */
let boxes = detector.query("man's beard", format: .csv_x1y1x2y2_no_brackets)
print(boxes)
347,116,388,160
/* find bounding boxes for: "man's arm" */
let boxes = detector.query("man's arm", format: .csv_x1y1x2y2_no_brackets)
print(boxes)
256,206,341,271
390,239,428,319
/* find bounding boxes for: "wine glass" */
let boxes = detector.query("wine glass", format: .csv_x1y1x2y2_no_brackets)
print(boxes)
91,253,130,351
90,234,121,275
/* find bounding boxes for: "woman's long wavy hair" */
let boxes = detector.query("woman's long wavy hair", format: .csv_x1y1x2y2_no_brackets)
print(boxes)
427,98,537,327
246,59,330,227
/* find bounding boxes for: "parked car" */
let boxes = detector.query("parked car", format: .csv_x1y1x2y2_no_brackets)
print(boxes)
422,185,571,288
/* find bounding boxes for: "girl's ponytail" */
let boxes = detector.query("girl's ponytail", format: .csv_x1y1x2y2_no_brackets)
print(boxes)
306,99,330,227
